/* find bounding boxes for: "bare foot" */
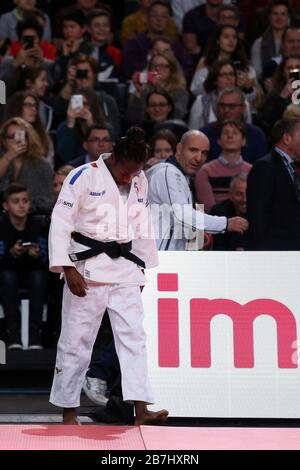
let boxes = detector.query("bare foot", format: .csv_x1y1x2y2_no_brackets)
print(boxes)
63,408,80,425
135,409,169,426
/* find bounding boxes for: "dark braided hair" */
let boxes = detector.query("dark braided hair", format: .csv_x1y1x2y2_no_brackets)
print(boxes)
113,127,150,164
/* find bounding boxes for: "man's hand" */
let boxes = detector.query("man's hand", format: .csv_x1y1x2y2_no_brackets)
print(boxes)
10,240,26,258
227,217,249,234
63,266,88,297
28,243,40,258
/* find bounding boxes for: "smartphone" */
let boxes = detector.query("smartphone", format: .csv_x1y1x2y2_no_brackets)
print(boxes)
136,71,155,85
14,130,26,142
22,242,32,247
71,94,83,110
22,35,34,50
76,69,88,79
289,69,300,81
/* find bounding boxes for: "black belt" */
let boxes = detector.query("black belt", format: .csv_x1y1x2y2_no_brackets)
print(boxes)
68,232,145,269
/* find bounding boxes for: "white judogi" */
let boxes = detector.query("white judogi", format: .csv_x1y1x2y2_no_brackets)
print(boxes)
49,154,157,407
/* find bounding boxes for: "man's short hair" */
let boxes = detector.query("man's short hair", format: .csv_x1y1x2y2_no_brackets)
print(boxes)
271,117,300,144
84,123,113,142
218,87,246,105
2,183,29,202
218,119,246,138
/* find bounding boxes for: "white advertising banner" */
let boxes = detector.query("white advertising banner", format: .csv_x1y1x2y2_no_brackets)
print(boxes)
143,252,300,418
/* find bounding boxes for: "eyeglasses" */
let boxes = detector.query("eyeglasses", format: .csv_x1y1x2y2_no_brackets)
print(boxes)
87,137,112,144
218,103,243,109
218,72,236,77
23,101,37,108
148,102,169,109
150,63,170,70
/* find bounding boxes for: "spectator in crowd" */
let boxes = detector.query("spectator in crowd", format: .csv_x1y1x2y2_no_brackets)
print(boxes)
54,9,87,84
247,117,300,250
188,59,253,129
0,117,53,215
216,4,245,40
3,91,55,168
0,19,54,90
79,9,121,80
56,88,107,163
121,0,178,46
262,26,300,91
56,56,121,140
53,0,113,40
122,1,191,80
145,128,178,169
69,124,113,167
190,25,258,98
17,66,53,132
147,130,249,250
258,54,300,133
8,12,56,61
195,119,252,212
0,182,48,349
210,172,248,250
0,0,52,46
127,87,175,141
201,87,268,163
127,51,188,121
251,0,290,78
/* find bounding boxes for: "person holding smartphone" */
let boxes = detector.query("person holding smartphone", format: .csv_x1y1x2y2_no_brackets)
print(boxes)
259,54,300,132
0,117,54,215
0,18,55,88
0,182,48,349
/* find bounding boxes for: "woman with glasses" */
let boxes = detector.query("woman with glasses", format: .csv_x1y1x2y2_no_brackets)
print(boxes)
189,59,253,130
127,51,188,122
0,117,53,215
3,90,55,168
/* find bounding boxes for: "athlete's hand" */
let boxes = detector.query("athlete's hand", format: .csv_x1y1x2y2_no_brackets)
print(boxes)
63,266,88,297
227,217,249,234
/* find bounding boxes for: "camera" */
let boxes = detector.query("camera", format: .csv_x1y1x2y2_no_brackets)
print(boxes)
22,35,34,49
76,69,88,80
14,130,26,142
71,94,83,110
289,69,300,81
136,71,156,85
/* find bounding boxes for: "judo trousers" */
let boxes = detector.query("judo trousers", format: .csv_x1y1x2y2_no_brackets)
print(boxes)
50,281,154,408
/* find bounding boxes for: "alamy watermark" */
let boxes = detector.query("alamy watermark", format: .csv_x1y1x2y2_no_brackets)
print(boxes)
0,80,6,105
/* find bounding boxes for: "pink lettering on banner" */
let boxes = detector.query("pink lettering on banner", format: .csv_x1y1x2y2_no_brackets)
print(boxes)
158,274,179,367
190,299,297,369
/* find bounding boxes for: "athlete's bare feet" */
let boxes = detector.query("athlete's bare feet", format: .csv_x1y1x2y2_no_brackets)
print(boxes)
134,409,169,426
63,408,80,425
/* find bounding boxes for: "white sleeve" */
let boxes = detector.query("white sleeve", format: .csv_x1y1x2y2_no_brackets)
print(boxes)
150,165,227,234
48,169,87,273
